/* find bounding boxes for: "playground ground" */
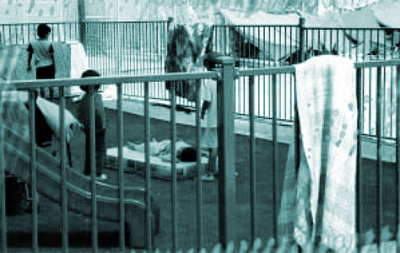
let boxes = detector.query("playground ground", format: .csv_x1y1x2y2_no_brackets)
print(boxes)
3,97,399,252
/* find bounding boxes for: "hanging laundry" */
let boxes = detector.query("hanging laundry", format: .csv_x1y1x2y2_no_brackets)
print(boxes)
278,55,358,252
164,20,214,102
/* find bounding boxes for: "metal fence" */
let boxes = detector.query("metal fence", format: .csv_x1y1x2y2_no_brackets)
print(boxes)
1,20,399,138
1,56,400,252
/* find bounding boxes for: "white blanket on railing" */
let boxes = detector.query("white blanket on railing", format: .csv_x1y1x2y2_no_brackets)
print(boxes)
294,55,357,252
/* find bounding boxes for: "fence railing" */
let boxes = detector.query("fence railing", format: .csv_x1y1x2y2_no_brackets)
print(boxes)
1,56,400,252
1,20,399,138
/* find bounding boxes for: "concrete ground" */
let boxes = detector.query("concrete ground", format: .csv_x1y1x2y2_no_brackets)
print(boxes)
104,97,398,163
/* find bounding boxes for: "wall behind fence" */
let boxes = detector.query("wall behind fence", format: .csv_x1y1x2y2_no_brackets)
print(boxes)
0,0,78,24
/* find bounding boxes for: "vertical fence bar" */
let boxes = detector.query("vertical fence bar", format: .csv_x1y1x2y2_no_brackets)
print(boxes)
272,73,278,241
249,75,256,244
260,26,263,116
145,23,148,74
28,89,38,253
369,65,372,134
376,66,382,250
144,81,152,251
268,26,271,67
170,80,178,252
115,23,120,75
396,65,400,252
217,56,236,249
0,82,7,253
59,86,69,252
295,18,306,176
89,85,98,253
78,0,86,49
117,83,125,251
195,80,203,251
356,67,363,252
284,27,288,120
290,27,293,118
336,29,340,57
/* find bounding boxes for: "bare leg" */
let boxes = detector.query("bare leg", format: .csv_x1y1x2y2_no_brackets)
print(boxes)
208,148,218,174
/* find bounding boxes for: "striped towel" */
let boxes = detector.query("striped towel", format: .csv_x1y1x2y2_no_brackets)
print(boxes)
278,55,357,252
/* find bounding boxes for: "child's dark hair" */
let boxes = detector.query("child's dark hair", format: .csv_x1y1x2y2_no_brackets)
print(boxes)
37,24,51,38
81,69,101,91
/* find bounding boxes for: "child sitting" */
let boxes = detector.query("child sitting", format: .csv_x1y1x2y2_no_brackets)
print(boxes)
77,70,108,181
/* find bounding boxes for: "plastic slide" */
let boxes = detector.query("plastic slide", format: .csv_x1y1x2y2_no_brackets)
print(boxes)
2,124,160,249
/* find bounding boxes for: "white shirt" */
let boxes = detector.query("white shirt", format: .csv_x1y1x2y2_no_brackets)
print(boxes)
28,40,53,68
201,79,217,128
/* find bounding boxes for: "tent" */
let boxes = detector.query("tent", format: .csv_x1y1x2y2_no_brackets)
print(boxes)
338,6,399,59
217,9,359,63
217,3,400,64
373,0,400,28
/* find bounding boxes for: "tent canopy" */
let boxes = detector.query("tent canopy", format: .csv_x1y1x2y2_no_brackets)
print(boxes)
218,4,399,62
218,9,356,61
372,0,400,28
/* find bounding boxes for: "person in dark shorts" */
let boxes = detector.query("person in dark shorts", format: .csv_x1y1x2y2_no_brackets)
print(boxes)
77,69,108,181
27,24,56,98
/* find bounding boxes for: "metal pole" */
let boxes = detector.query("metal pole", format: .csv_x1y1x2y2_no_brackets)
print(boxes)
59,87,69,252
144,81,152,251
89,86,98,253
117,83,125,251
294,17,306,177
170,78,178,253
396,65,400,253
376,66,383,250
29,91,38,253
356,68,363,252
77,0,86,48
0,84,6,253
216,56,236,249
249,75,256,245
195,79,203,251
272,74,278,241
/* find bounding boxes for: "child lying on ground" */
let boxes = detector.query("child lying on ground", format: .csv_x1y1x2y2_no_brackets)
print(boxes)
127,139,204,163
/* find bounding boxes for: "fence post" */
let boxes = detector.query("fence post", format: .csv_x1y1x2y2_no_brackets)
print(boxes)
77,0,86,49
299,17,306,63
294,17,306,177
215,56,236,249
167,17,174,29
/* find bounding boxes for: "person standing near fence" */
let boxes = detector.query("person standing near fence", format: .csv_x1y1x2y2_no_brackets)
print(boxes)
77,69,108,181
201,55,238,181
27,24,56,98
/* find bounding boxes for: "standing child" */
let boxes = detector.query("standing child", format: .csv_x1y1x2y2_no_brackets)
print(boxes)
78,70,108,181
200,75,218,181
27,24,56,98
200,57,239,181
